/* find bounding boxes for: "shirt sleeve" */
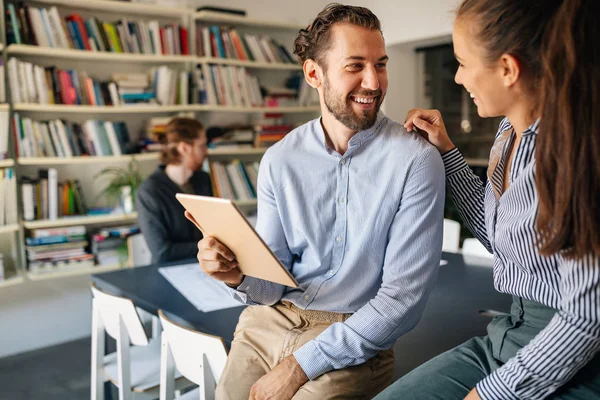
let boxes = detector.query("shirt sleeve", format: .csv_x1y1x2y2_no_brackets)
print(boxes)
442,147,491,252
226,150,291,305
293,146,446,379
135,187,198,262
477,254,600,399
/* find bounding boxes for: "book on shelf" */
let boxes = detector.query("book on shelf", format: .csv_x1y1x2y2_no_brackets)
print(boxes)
195,24,296,65
21,169,89,221
7,58,189,107
0,254,4,281
209,160,259,201
5,4,189,55
12,114,132,158
0,106,9,160
194,64,262,106
0,168,18,226
25,225,94,274
91,224,139,266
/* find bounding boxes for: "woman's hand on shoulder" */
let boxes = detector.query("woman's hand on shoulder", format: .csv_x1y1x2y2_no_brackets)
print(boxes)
404,108,455,154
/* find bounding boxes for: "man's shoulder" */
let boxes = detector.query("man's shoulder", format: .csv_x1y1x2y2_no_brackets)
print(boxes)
378,116,440,160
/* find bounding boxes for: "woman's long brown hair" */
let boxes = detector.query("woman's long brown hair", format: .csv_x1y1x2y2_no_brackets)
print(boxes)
457,0,599,259
537,0,600,258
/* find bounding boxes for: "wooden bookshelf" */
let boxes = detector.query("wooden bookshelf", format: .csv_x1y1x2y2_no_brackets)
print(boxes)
31,0,189,18
0,275,25,288
0,224,19,234
0,159,14,168
194,11,305,31
196,57,301,70
26,263,124,281
7,44,193,63
209,148,267,156
197,105,320,113
23,213,138,230
18,154,160,165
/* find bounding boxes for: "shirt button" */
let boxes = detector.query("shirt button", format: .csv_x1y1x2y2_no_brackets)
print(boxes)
336,235,343,243
338,197,345,204
245,286,250,291
340,159,346,165
328,270,334,275
304,295,309,300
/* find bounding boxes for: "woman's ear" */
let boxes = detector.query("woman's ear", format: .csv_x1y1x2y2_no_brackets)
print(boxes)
304,59,323,89
500,53,521,88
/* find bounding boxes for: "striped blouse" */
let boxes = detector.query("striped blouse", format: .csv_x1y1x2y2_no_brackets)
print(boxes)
442,118,600,399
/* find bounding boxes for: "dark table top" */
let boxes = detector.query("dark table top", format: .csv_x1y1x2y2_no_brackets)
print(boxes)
91,252,512,351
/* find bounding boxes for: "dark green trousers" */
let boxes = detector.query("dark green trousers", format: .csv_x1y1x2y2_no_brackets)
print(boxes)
375,297,600,399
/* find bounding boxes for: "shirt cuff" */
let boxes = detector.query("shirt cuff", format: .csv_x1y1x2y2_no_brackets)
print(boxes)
222,275,253,304
293,340,333,380
477,371,519,400
441,147,469,176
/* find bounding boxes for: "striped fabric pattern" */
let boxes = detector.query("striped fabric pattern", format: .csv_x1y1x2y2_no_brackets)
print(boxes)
442,118,600,399
228,112,446,379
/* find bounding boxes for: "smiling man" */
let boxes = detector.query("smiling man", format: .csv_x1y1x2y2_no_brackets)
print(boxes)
190,4,446,399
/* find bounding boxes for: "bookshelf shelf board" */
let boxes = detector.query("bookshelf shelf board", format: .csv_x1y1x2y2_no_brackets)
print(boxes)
31,0,189,18
0,224,19,234
197,105,320,113
0,43,4,52
233,199,258,207
7,45,193,63
12,103,198,114
208,148,267,156
18,155,160,165
23,213,138,229
0,159,14,168
0,104,8,111
26,263,123,281
194,11,305,31
0,275,25,288
465,158,489,167
196,57,301,70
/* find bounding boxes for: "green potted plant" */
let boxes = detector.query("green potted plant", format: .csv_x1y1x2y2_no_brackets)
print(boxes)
95,160,143,214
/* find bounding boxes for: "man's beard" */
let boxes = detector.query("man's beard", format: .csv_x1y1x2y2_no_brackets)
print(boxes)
323,78,383,131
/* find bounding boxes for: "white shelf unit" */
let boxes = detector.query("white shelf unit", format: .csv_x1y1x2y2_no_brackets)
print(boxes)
0,275,25,288
26,263,124,281
23,213,138,230
196,57,301,70
0,224,19,234
4,1,316,280
6,44,193,63
0,104,9,111
194,11,304,31
13,103,319,114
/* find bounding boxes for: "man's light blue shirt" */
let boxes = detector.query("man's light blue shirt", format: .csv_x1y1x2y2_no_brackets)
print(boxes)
229,111,445,379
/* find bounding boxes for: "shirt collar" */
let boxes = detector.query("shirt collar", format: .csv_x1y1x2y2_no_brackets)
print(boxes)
315,110,386,152
504,118,541,137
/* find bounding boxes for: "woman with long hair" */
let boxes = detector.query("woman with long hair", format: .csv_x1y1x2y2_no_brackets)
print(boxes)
376,0,599,398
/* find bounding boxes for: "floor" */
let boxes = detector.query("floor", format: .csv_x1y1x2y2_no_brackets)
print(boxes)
0,337,117,400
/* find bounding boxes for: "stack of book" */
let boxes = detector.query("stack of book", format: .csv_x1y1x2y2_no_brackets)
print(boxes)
21,168,89,221
12,114,132,158
25,225,94,274
0,168,18,226
6,4,188,55
209,128,255,150
263,86,298,108
195,24,296,65
194,64,262,106
209,160,259,201
254,123,293,148
91,225,139,266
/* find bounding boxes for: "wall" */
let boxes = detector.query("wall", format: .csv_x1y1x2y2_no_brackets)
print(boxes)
1,0,456,359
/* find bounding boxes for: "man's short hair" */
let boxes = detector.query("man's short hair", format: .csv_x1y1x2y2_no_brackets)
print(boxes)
293,3,382,68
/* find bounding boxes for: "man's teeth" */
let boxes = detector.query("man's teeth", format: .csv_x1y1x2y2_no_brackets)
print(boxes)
353,97,375,104
469,93,475,98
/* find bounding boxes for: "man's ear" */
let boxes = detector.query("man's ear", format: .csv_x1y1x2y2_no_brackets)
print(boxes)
177,141,189,156
304,59,323,89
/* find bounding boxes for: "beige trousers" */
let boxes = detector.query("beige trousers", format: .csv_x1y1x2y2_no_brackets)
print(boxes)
216,302,395,400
